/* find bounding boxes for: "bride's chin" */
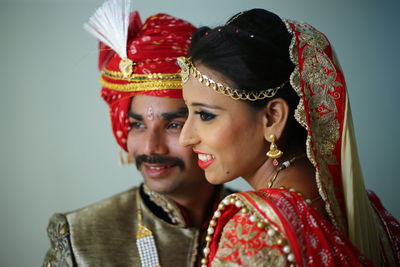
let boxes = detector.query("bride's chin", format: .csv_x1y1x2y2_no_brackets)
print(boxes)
205,171,232,185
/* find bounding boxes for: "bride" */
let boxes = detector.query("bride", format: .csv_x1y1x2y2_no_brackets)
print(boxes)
178,8,399,266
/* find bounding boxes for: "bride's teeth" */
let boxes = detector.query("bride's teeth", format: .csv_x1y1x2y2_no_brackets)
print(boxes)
198,154,214,162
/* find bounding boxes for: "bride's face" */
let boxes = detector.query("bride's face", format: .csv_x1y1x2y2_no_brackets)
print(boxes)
179,65,267,184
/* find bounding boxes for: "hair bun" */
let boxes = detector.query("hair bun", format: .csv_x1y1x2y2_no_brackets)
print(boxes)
192,26,211,43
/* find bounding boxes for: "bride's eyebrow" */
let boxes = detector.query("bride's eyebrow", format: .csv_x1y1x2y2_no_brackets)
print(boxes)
191,102,224,110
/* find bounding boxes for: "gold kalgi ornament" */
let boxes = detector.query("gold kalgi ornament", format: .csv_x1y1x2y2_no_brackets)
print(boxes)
119,58,135,78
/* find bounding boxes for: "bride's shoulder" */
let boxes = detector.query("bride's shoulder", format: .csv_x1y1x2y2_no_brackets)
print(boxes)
207,191,294,266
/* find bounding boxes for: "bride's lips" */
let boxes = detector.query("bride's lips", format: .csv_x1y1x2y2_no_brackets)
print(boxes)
194,150,216,169
142,163,178,178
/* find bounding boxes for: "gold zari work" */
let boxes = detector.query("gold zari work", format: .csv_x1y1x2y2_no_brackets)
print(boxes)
99,77,182,92
203,193,293,267
100,69,183,92
212,217,286,267
210,193,289,266
102,69,182,81
285,19,344,229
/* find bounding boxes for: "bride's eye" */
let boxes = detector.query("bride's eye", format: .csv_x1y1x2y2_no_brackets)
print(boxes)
194,110,216,121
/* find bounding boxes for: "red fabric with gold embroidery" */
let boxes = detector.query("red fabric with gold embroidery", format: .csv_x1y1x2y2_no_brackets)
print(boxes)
207,190,373,267
99,12,196,150
286,20,349,231
284,19,400,265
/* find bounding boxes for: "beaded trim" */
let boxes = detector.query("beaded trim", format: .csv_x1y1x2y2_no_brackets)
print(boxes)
136,192,162,267
200,193,296,267
177,57,287,101
143,184,186,226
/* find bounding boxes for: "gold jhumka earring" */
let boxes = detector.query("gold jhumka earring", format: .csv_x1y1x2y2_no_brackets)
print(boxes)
266,134,283,161
266,134,283,187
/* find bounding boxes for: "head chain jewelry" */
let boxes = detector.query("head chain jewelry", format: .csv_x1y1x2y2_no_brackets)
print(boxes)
177,56,287,101
220,10,255,38
225,10,248,25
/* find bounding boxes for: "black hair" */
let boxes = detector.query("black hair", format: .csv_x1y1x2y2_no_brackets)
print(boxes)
189,8,306,152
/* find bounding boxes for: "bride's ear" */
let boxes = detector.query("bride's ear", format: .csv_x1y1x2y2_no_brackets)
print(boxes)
261,98,289,141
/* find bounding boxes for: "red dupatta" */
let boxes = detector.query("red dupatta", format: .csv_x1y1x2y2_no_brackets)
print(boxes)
284,19,394,264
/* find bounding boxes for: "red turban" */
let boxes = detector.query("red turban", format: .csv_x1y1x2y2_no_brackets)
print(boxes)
99,12,196,151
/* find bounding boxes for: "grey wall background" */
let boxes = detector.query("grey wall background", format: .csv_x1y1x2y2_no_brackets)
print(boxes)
0,0,399,266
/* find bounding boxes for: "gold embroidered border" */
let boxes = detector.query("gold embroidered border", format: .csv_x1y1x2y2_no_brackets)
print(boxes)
236,192,285,232
103,68,182,81
100,77,183,92
283,19,344,230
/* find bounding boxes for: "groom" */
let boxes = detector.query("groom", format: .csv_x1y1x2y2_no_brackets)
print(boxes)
42,5,233,267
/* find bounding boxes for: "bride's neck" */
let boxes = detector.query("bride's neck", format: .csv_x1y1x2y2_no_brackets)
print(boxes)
243,154,312,191
243,158,276,190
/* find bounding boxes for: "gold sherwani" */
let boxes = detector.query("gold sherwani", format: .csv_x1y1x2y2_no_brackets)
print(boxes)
43,185,233,267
